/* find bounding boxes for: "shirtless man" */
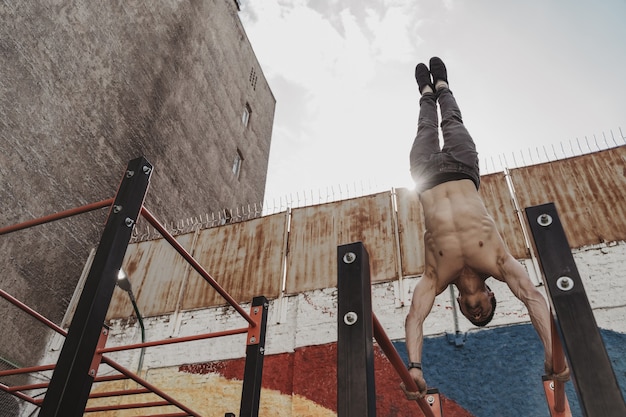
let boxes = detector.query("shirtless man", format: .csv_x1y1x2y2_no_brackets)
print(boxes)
404,57,565,397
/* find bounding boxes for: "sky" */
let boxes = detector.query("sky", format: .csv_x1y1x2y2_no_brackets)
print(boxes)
239,0,626,208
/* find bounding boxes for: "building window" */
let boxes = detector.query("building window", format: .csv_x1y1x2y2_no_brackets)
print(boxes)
242,103,251,127
249,67,258,90
232,149,244,179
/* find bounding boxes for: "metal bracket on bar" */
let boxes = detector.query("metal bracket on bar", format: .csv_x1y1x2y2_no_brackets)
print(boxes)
542,376,572,417
246,302,265,346
424,389,443,417
88,326,109,379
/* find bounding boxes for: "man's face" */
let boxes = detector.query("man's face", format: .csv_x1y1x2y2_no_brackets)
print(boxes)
458,290,494,323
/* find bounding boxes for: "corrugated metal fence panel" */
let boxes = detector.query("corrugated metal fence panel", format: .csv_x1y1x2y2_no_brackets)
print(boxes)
285,191,398,294
511,146,626,248
478,172,528,259
107,232,196,320
395,187,425,278
181,212,287,309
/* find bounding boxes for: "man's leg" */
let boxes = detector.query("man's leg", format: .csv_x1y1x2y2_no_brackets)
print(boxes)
438,88,477,162
429,57,479,181
409,64,440,184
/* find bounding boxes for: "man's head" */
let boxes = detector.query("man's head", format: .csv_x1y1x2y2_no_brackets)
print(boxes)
456,285,496,327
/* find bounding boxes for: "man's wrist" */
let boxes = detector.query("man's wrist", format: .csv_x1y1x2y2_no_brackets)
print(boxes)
408,362,422,370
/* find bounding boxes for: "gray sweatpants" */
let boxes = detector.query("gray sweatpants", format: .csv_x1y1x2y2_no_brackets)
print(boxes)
409,88,480,193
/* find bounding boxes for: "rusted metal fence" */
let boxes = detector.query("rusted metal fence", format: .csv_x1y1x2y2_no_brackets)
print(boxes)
102,146,626,320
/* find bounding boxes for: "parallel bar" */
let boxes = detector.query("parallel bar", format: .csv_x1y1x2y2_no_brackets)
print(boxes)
101,356,201,417
550,316,567,413
0,198,114,235
526,203,626,417
40,157,153,417
141,206,255,327
98,327,248,353
337,242,376,417
239,296,269,417
543,377,572,417
373,314,436,417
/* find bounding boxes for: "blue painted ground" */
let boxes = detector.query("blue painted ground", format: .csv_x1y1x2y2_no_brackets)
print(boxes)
394,324,626,417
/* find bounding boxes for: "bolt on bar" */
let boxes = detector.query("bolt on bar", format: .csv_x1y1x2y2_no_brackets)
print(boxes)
373,314,436,417
141,206,255,327
0,198,114,236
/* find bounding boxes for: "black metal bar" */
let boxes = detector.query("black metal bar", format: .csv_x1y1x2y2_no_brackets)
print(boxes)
39,157,152,417
526,203,626,417
239,296,269,417
337,242,376,417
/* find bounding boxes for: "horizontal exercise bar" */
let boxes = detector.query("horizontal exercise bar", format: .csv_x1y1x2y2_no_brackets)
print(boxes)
98,327,248,353
0,198,114,236
373,314,435,417
101,356,201,417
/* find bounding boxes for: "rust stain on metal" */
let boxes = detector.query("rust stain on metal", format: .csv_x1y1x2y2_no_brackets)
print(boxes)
511,146,626,248
395,187,426,278
479,172,528,259
180,212,286,310
102,146,626,319
284,191,397,295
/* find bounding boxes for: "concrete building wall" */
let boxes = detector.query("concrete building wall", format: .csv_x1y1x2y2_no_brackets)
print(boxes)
0,0,274,369
33,241,626,416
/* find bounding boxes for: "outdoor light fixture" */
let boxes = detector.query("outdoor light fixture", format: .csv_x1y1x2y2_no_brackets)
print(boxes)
116,268,146,375
117,269,134,297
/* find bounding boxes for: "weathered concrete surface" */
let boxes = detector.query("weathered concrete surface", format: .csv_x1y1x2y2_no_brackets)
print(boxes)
0,0,274,369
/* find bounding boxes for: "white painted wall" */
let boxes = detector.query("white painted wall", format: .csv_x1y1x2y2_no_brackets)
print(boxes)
41,241,626,375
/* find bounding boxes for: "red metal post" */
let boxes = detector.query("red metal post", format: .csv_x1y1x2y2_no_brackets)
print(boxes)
551,316,567,412
372,314,437,417
0,198,114,236
543,315,572,416
140,206,255,327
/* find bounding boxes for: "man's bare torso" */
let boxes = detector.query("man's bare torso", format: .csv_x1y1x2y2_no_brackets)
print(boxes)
419,179,508,294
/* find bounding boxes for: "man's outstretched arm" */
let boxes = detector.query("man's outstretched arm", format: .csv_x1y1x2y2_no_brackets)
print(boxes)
405,270,437,396
498,254,559,372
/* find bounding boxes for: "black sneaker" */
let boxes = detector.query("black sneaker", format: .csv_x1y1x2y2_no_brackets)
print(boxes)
429,57,448,86
414,63,433,94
